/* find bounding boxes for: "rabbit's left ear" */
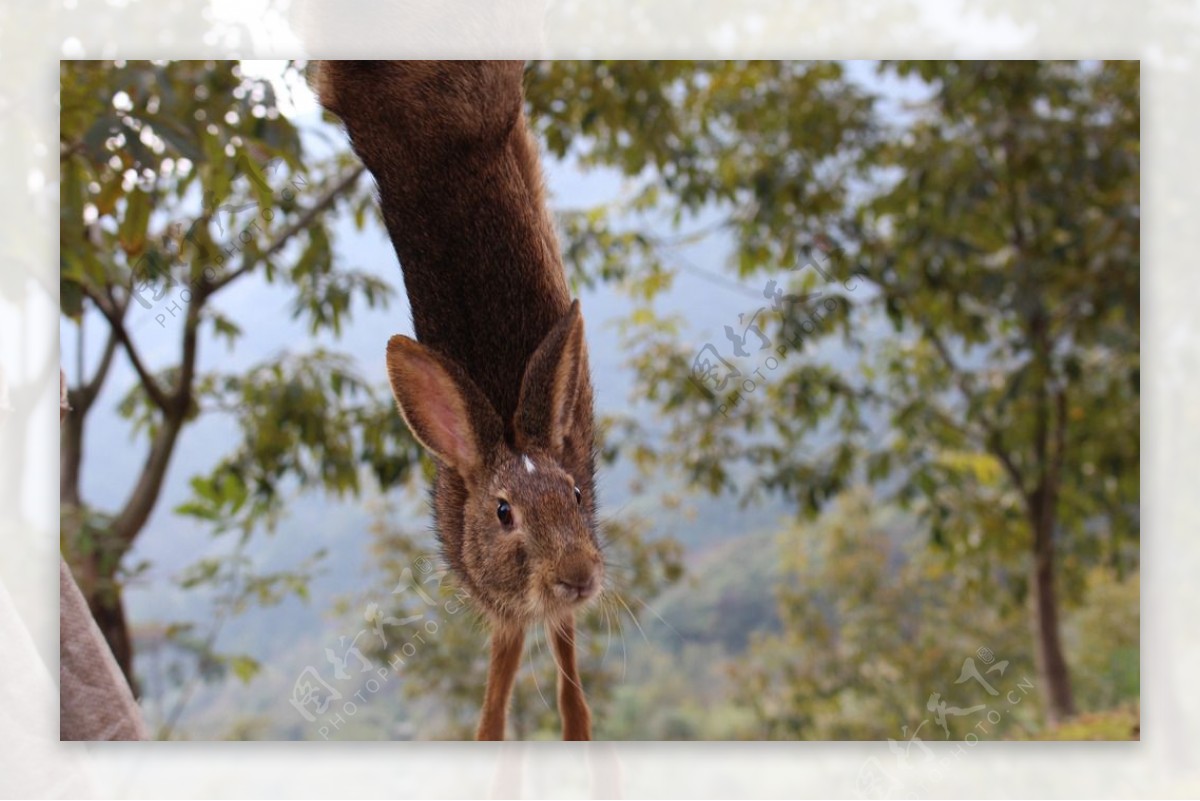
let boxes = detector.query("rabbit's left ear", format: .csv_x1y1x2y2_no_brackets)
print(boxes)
385,335,504,476
515,300,586,456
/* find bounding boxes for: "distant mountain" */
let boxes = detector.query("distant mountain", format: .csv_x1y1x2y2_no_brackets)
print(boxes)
646,527,786,654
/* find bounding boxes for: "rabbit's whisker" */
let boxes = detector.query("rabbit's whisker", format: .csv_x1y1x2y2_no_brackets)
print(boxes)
631,594,682,642
612,591,651,645
526,624,554,713
544,620,589,701
600,598,614,667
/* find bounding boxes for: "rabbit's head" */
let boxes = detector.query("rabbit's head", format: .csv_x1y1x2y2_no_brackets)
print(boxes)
385,301,602,624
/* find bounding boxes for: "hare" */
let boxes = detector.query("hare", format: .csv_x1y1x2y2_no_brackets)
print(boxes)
314,61,602,740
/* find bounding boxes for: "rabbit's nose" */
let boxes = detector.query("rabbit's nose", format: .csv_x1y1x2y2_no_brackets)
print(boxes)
554,561,600,602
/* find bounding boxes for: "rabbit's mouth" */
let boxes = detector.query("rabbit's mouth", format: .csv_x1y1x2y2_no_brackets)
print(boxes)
550,575,601,604
538,563,603,614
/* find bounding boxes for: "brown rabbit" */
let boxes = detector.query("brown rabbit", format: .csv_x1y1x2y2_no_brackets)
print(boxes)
314,61,603,740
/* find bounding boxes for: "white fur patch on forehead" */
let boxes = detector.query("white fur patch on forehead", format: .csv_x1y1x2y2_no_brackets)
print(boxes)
522,454,536,474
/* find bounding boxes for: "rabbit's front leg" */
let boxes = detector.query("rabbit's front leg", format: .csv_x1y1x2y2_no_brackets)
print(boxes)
550,614,592,740
477,625,525,740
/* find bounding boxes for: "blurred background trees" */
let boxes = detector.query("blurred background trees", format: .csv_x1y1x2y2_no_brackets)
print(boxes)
60,59,415,691
59,59,1138,739
530,59,1138,733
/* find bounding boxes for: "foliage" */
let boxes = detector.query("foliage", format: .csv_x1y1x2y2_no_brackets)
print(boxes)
136,533,329,739
732,489,1039,740
1064,568,1140,712
602,642,754,740
850,60,1140,572
527,59,1140,724
60,60,384,327
1022,704,1139,740
170,350,424,537
542,60,1139,550
59,59,418,694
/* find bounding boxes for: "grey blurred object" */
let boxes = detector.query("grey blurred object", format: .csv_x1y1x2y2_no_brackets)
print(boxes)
59,558,147,740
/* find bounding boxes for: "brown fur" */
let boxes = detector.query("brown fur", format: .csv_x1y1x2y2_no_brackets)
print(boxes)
476,625,526,741
315,61,601,741
550,618,591,740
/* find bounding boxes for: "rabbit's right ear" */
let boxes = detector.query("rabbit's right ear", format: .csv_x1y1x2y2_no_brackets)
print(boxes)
515,300,587,456
385,336,503,475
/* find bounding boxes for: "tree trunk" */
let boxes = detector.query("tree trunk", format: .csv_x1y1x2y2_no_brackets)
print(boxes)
82,555,137,695
1024,304,1075,726
60,378,184,695
61,393,84,506
1031,496,1076,724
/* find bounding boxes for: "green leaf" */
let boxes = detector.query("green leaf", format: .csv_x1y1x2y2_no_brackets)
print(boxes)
119,189,152,257
60,276,84,320
229,655,261,684
149,115,204,163
237,150,275,210
211,313,243,348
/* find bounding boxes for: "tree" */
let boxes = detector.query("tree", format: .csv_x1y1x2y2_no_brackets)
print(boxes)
844,61,1139,721
532,61,1138,725
59,60,418,687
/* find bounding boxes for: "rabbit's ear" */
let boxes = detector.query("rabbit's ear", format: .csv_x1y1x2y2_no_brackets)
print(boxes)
516,300,586,455
386,335,503,474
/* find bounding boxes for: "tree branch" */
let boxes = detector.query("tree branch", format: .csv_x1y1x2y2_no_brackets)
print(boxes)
1029,301,1056,531
110,413,186,547
107,166,368,547
924,325,974,401
60,140,84,162
90,288,191,546
987,429,1031,506
175,285,204,413
1049,387,1067,501
77,326,119,414
82,286,171,411
206,165,366,295
922,322,1030,503
76,315,84,396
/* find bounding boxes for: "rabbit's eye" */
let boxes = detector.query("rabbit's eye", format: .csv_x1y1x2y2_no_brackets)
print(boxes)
573,486,582,505
497,500,514,527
